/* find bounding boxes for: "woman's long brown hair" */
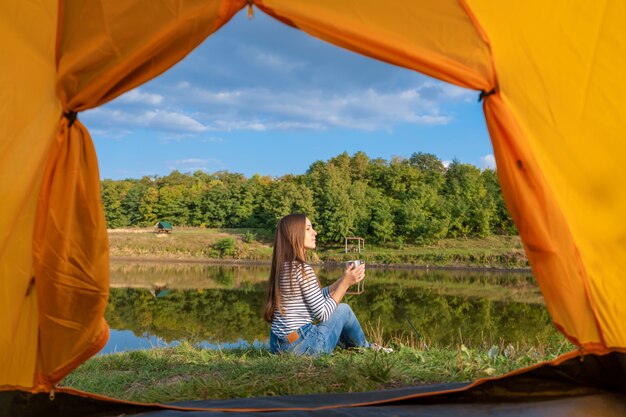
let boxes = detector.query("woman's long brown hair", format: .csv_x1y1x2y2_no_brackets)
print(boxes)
263,213,307,323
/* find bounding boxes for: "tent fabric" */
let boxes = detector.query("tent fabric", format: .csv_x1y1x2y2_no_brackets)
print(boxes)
27,0,249,389
57,0,248,110
1,0,625,411
32,116,110,388
467,0,626,348
1,351,625,416
255,0,495,91
483,94,604,348
0,0,61,389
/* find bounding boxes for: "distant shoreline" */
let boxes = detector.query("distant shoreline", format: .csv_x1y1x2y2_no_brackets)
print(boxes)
108,228,529,271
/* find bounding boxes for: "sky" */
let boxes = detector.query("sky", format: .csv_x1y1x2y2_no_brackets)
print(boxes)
82,10,495,181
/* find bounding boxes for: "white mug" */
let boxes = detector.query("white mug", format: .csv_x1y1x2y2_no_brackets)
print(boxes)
345,260,364,294
346,259,363,269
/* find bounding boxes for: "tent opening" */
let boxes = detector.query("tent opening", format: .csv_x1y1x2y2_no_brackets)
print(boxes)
72,6,565,399
3,0,626,415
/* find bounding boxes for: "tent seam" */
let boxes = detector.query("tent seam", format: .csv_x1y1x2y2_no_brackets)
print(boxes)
458,0,498,91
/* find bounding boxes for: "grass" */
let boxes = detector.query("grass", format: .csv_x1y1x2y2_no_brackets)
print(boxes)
108,228,528,269
108,228,274,261
59,334,572,403
321,235,527,268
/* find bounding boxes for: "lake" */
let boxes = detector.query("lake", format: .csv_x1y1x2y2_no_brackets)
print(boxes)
102,261,561,354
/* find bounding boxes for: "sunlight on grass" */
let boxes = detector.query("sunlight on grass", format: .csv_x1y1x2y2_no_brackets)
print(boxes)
60,331,573,403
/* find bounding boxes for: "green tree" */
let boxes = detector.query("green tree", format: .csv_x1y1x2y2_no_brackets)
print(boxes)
139,185,159,226
186,171,210,226
373,157,422,200
100,151,516,242
101,179,131,228
409,152,446,187
201,179,230,228
154,184,189,225
257,175,316,230
349,151,370,182
310,163,356,243
121,178,160,226
398,189,450,244
482,169,517,235
366,189,396,243
442,161,494,237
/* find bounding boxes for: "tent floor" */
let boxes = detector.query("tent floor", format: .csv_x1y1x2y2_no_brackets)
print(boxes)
2,351,625,416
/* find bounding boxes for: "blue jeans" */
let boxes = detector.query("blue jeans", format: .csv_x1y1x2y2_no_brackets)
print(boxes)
269,303,370,356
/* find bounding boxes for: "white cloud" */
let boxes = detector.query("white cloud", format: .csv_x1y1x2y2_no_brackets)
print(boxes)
480,154,497,169
140,110,209,132
215,120,268,131
173,158,209,165
88,127,133,140
166,157,223,172
88,80,474,137
193,89,243,104
439,84,475,101
159,134,225,144
208,119,323,132
442,160,452,168
85,108,209,133
119,88,163,105
236,44,307,73
172,82,458,131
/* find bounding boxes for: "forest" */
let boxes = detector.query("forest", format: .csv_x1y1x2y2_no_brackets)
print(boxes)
101,151,516,244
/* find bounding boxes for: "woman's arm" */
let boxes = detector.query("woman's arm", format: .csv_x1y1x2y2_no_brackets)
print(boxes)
299,264,338,321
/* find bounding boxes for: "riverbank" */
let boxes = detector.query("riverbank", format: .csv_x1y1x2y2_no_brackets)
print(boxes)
60,337,572,403
109,228,529,270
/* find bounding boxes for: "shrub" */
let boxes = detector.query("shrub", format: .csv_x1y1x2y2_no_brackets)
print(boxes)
242,231,256,243
213,237,237,258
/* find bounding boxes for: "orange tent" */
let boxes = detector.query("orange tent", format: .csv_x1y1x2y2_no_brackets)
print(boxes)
2,0,625,414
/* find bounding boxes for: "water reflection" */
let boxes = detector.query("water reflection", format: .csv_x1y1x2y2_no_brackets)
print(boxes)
109,262,541,302
103,262,558,354
103,330,266,354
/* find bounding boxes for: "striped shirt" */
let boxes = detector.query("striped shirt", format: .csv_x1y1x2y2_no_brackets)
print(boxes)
270,261,337,339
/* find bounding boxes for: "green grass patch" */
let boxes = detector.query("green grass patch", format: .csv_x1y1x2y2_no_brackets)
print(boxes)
60,335,572,403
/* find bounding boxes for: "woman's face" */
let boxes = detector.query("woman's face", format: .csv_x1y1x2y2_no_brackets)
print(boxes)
303,218,317,250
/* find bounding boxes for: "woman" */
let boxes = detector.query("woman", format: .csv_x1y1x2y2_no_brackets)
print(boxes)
264,213,370,355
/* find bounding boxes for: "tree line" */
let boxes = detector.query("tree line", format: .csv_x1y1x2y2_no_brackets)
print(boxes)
101,151,516,244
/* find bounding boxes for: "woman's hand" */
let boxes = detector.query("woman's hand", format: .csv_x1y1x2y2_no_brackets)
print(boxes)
342,262,365,287
328,262,366,304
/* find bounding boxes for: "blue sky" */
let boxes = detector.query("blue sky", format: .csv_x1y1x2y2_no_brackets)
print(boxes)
82,10,495,181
